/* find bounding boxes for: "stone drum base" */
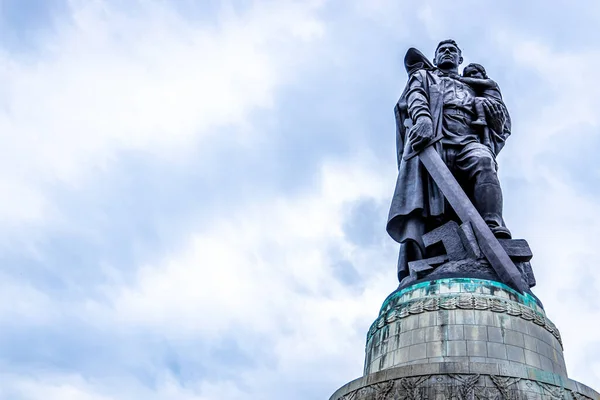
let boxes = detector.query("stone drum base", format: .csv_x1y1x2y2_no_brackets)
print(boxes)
365,279,566,377
329,279,600,399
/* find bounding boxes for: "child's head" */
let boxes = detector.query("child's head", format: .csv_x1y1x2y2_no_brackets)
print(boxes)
463,63,487,79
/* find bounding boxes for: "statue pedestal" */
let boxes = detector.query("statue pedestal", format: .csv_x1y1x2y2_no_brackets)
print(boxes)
329,279,599,399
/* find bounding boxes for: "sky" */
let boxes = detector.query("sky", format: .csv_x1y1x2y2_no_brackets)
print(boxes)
1,0,600,399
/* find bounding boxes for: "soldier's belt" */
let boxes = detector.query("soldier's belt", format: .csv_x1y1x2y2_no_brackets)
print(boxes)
443,108,474,119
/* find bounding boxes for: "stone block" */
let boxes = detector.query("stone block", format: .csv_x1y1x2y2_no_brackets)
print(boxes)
345,377,365,393
372,344,381,359
407,259,434,280
439,283,453,294
440,362,469,374
464,325,487,341
422,221,467,260
411,328,425,344
410,363,440,375
498,238,533,261
511,318,529,334
439,309,456,325
467,340,488,357
455,310,475,325
478,284,492,295
373,331,381,347
458,221,482,258
493,288,510,299
526,321,543,338
539,355,554,372
446,325,464,340
524,349,541,369
394,348,409,364
487,342,507,359
369,357,379,372
427,357,444,364
381,325,390,340
537,330,554,347
388,334,399,349
399,332,411,348
506,345,526,363
365,370,384,386
496,314,512,330
402,316,419,331
515,261,536,288
486,357,509,366
380,339,389,355
446,340,467,357
550,338,563,354
504,330,525,347
392,321,402,335
553,361,567,377
418,312,437,328
469,362,499,375
364,350,373,369
424,326,440,342
408,344,427,360
536,341,552,359
381,353,394,369
474,311,495,326
426,341,444,358
468,356,488,364
487,327,504,343
497,362,527,377
550,348,563,362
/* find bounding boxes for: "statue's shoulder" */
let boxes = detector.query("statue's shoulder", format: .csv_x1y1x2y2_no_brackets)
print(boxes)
405,68,441,92
404,47,434,77
409,68,429,78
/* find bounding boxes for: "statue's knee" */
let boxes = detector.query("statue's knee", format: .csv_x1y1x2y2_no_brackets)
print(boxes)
474,155,495,171
469,156,498,183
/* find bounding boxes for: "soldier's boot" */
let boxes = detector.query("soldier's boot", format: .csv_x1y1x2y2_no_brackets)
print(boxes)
397,239,425,284
473,182,512,239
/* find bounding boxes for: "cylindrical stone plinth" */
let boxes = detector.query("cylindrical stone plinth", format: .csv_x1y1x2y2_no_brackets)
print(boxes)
365,278,566,377
329,278,600,400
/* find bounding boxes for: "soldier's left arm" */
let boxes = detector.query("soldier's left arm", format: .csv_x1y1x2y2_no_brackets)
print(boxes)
483,98,511,156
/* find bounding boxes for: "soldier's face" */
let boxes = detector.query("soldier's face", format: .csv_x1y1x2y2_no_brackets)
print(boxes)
435,44,462,68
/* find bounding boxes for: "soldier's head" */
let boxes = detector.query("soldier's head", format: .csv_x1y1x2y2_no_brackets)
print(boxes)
434,39,463,69
463,63,488,79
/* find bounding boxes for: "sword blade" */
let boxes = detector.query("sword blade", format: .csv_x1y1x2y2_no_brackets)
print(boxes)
418,145,526,293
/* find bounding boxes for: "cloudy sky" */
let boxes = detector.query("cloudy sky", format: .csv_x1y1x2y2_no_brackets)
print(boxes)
1,0,600,399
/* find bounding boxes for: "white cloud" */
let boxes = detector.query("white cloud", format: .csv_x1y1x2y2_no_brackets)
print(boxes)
109,152,393,336
0,373,113,400
0,371,251,400
495,34,600,171
91,153,396,397
0,152,396,399
0,0,324,228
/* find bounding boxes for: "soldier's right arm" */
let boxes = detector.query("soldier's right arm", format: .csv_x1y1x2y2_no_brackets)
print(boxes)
406,71,432,123
405,71,435,152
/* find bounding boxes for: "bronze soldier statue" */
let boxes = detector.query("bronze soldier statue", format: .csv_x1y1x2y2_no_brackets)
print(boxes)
387,40,513,283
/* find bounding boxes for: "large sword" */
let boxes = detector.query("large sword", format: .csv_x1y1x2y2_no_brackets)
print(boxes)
410,141,527,293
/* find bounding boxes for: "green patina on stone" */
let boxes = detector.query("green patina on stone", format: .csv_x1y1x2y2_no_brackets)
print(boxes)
380,278,541,313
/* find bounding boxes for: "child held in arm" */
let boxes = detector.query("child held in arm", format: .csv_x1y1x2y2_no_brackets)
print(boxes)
459,63,503,127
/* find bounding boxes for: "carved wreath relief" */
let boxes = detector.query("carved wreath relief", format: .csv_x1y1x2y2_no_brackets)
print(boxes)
339,374,592,400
